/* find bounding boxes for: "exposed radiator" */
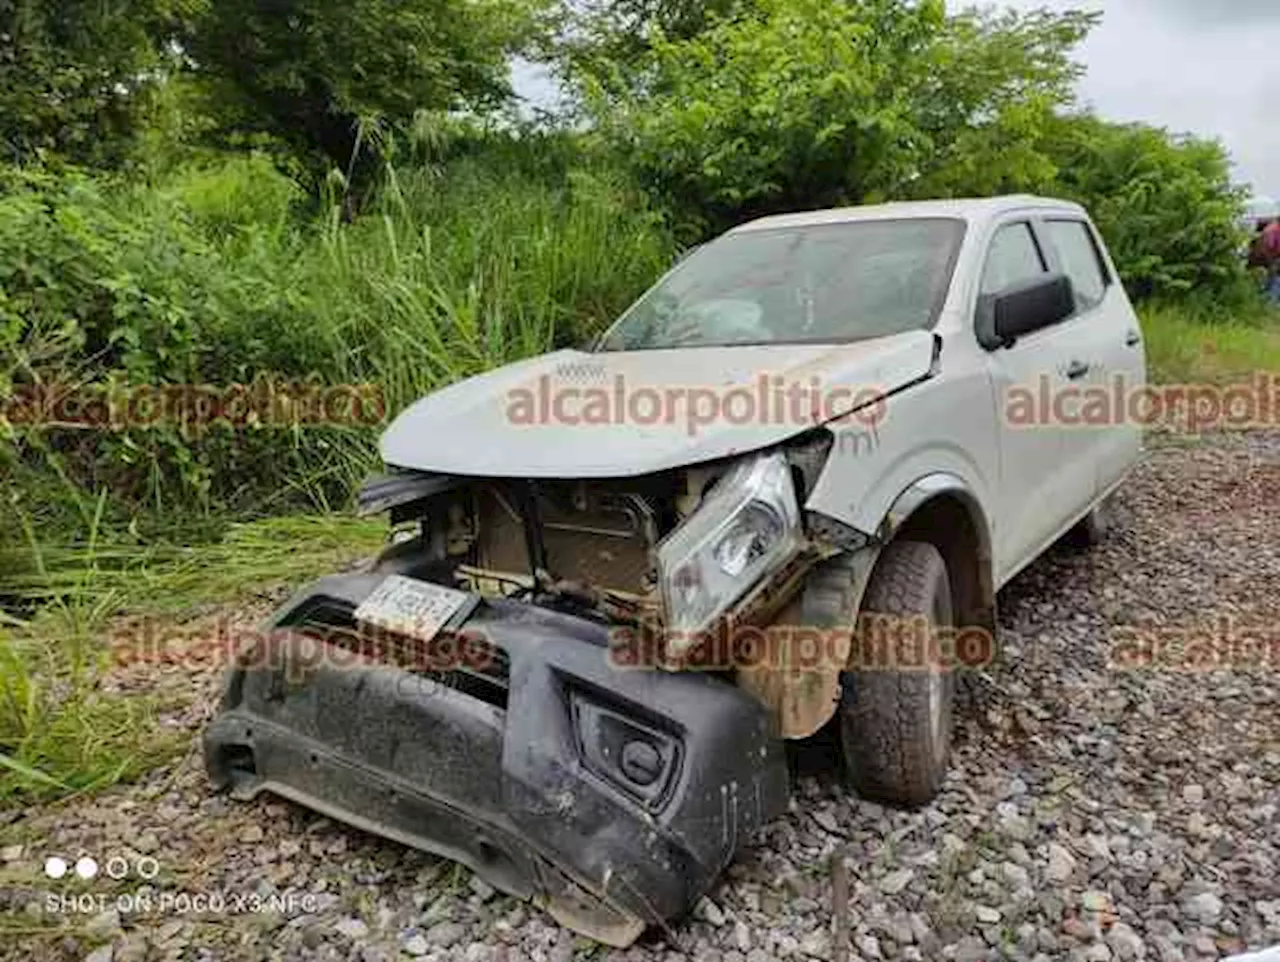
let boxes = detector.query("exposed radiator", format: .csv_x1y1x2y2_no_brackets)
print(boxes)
475,484,658,595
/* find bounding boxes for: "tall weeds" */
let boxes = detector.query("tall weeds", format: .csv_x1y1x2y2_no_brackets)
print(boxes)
0,142,673,800
0,146,675,517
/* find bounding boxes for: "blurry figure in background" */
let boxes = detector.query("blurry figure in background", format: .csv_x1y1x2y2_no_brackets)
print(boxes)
1248,218,1280,303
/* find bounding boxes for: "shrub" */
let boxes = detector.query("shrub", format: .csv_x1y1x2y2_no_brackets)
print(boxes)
588,0,1092,237
0,143,674,516
1040,114,1251,302
0,0,188,166
584,1,1250,303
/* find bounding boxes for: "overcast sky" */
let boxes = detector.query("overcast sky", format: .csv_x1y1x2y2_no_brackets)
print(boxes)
996,0,1280,198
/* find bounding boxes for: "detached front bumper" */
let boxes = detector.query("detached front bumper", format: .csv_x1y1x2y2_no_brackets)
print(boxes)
203,574,789,946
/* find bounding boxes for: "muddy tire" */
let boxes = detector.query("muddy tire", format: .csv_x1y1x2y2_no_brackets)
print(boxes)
839,540,954,808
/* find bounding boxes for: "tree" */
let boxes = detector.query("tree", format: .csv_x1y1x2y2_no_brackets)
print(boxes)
1039,114,1248,301
183,0,544,191
556,0,754,87
586,0,1094,236
900,7,1095,199
0,0,194,166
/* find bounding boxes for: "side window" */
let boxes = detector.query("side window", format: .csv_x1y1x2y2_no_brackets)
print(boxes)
1044,219,1108,311
980,223,1048,296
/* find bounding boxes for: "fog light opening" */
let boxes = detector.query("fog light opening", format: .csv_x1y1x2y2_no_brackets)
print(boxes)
225,744,257,776
620,739,662,787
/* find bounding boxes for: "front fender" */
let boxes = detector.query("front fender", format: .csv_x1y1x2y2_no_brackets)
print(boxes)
737,542,882,740
748,473,995,740
802,359,999,558
880,472,994,560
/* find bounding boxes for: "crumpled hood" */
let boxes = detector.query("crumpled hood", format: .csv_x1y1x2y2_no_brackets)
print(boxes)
380,331,937,478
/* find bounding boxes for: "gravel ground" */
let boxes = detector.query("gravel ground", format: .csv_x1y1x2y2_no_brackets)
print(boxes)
2,431,1278,962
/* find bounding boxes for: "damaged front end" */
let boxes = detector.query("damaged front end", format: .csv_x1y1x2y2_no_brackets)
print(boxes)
204,438,846,944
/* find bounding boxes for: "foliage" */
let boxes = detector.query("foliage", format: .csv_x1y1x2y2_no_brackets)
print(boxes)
582,0,1250,300
587,0,1094,236
556,0,754,87
0,514,384,803
0,158,308,506
0,0,198,167
1039,114,1252,301
182,0,546,188
0,142,673,517
0,158,299,380
0,0,551,185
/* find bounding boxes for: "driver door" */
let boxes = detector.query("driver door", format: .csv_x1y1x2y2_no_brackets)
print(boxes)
979,219,1090,583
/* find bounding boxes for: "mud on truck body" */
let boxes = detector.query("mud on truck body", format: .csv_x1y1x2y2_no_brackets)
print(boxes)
205,196,1146,945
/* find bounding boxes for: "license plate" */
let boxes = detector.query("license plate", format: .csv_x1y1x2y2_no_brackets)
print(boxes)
353,576,473,643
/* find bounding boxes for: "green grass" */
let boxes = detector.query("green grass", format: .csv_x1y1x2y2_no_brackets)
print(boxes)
0,512,384,804
2,514,384,614
274,158,676,503
1140,301,1280,384
0,149,676,517
0,145,675,807
0,611,178,800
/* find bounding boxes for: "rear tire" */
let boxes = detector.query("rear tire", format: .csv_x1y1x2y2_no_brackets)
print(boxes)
1066,498,1111,549
839,540,954,808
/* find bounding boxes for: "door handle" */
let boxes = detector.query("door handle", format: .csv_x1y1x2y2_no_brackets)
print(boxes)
1125,330,1142,348
1064,360,1091,381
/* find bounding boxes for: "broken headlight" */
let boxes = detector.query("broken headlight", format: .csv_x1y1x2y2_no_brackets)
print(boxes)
657,453,801,650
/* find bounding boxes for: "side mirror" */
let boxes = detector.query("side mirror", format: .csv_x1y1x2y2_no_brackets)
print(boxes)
976,273,1075,351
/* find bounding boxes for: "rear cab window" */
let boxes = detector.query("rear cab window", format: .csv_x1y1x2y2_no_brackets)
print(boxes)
1043,219,1110,312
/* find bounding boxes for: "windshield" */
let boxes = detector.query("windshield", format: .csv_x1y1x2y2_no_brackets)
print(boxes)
598,218,966,351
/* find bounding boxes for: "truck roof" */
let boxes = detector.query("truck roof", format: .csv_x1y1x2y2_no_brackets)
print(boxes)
732,195,1086,233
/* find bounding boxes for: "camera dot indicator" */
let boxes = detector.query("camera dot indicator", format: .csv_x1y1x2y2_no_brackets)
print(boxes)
44,857,68,879
75,856,99,879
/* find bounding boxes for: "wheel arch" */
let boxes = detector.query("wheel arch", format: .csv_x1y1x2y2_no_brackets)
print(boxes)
745,474,996,742
879,473,997,640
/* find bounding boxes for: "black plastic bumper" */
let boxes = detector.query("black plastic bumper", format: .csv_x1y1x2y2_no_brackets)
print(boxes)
203,574,789,945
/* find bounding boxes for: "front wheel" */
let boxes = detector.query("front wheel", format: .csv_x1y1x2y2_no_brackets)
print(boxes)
839,540,954,807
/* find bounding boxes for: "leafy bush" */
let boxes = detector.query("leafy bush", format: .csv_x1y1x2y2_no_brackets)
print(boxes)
588,0,1093,236
1,0,544,186
0,0,192,166
0,159,307,380
182,0,545,187
584,0,1250,302
1039,114,1251,302
0,143,674,516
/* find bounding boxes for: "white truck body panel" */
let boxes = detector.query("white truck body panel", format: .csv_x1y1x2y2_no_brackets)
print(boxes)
380,194,1145,587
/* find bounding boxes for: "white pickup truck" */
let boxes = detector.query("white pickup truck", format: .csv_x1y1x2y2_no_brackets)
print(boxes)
206,195,1146,945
